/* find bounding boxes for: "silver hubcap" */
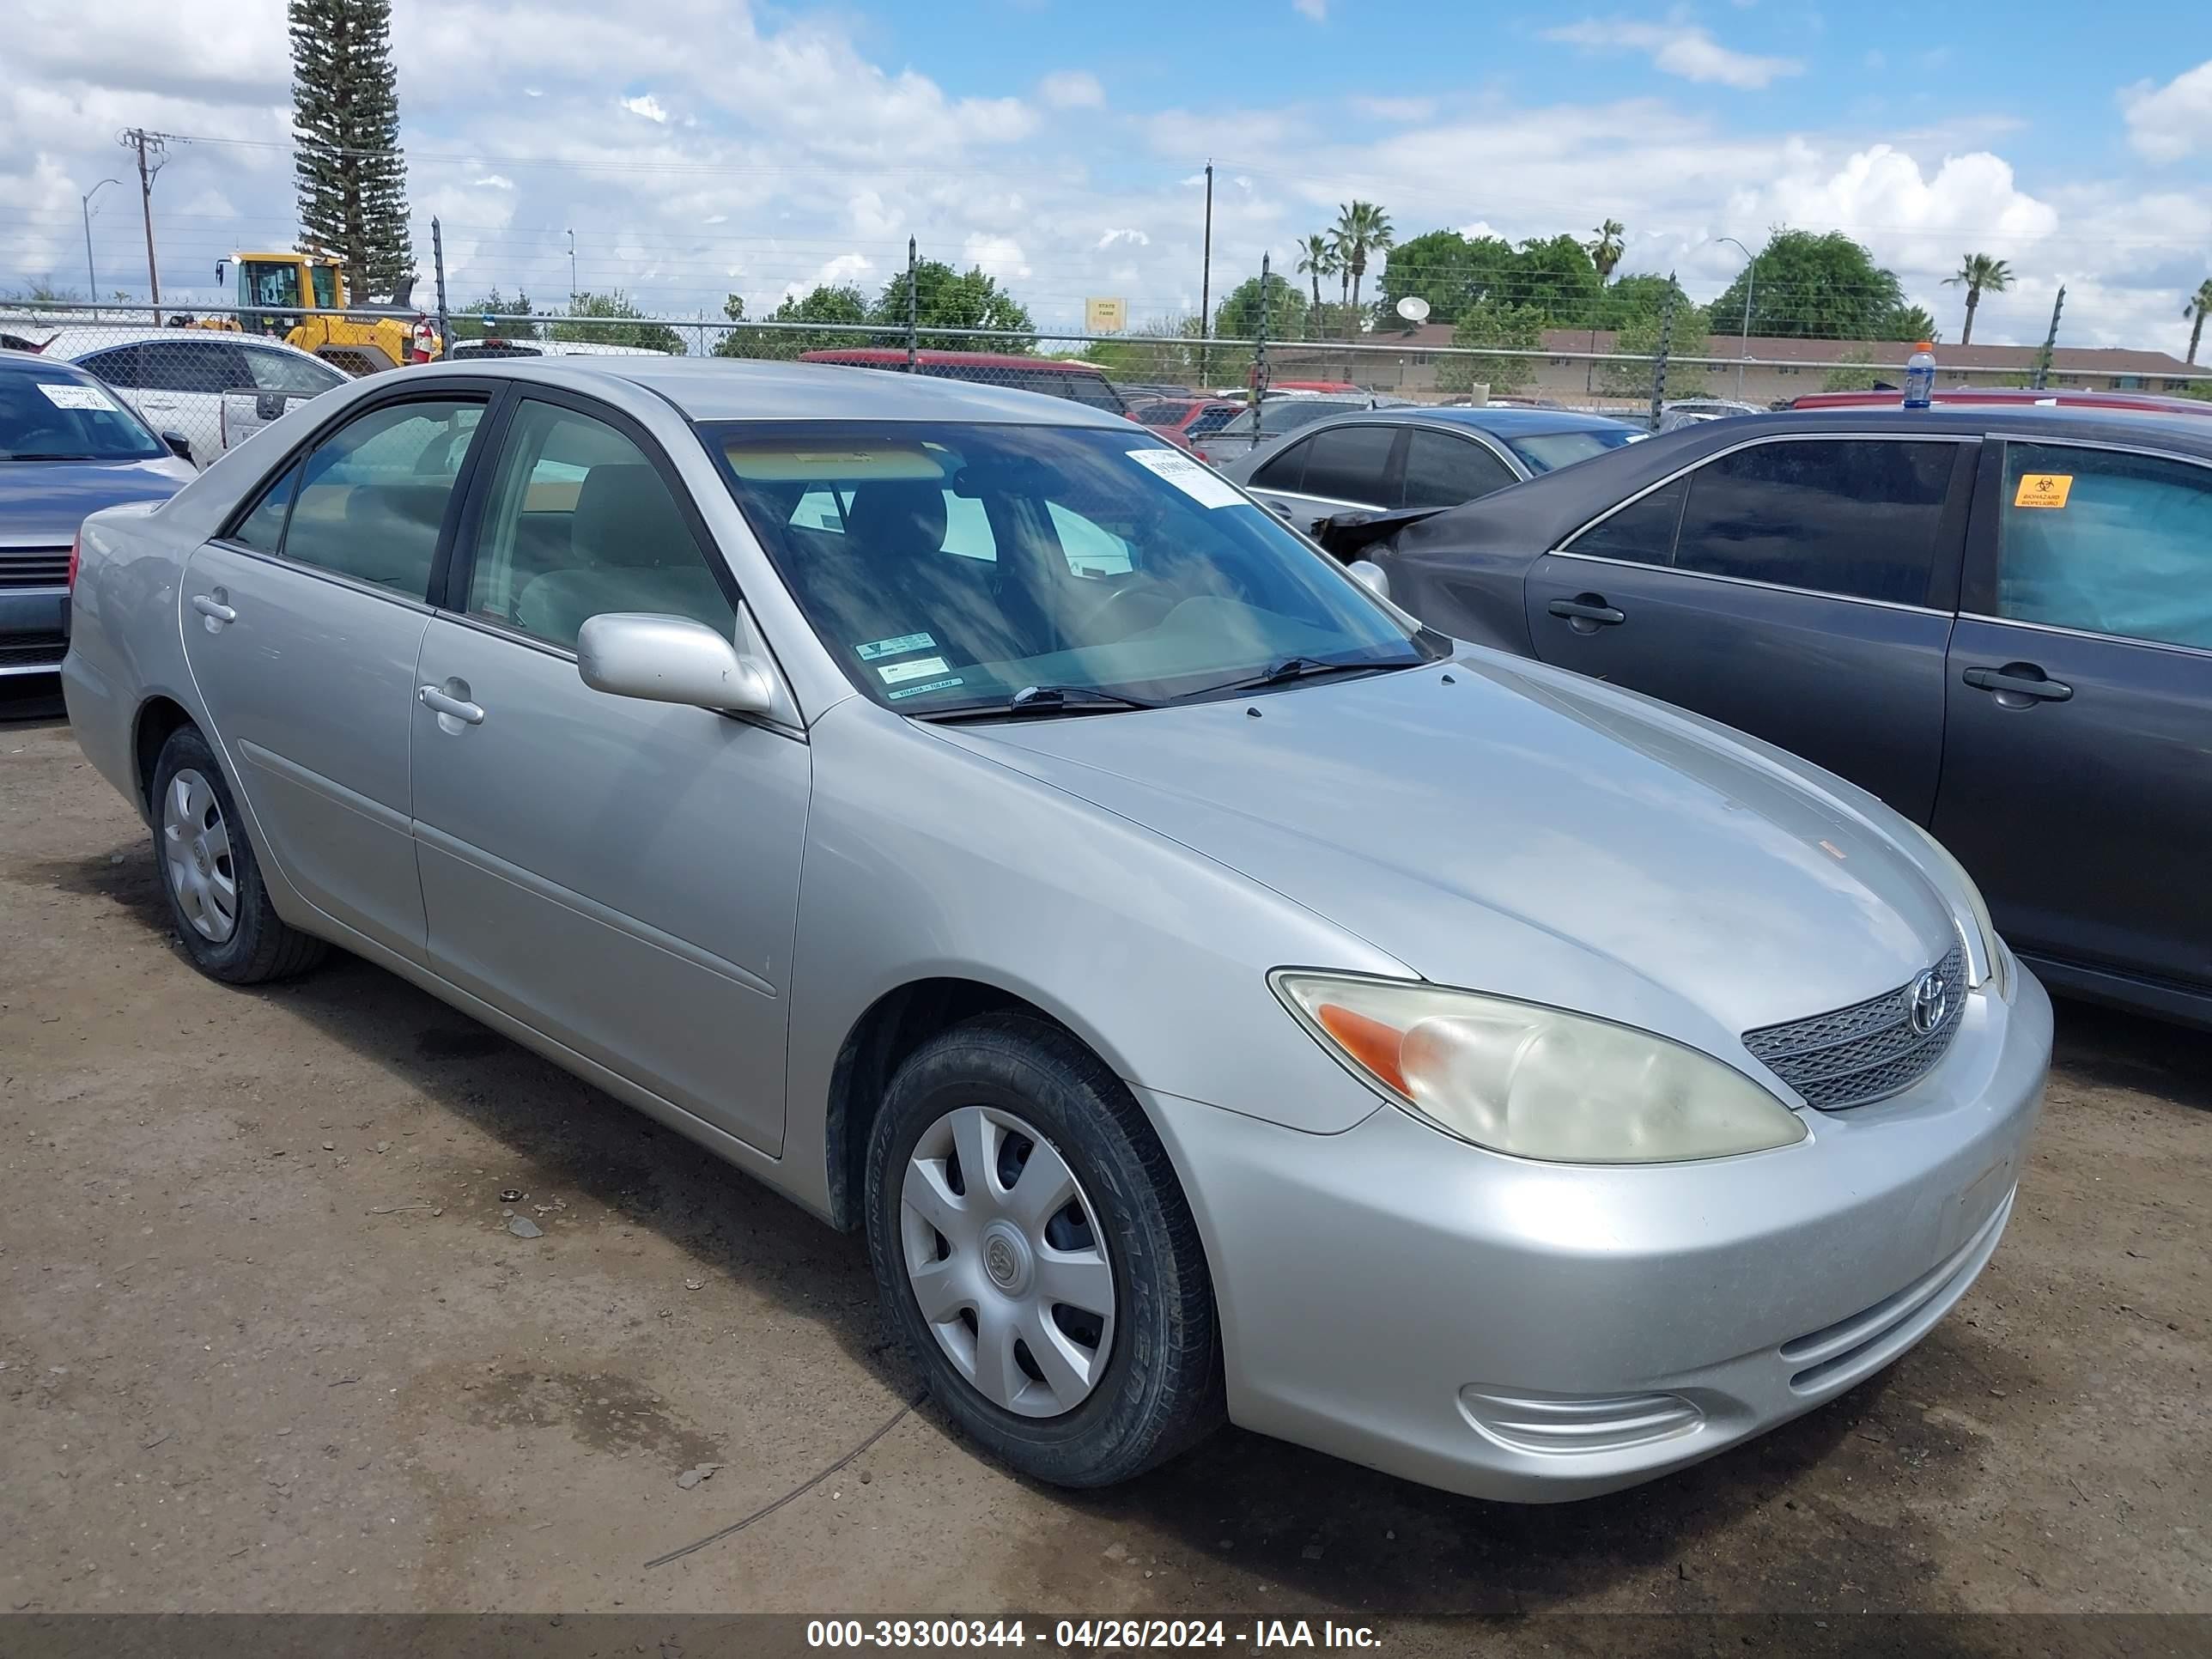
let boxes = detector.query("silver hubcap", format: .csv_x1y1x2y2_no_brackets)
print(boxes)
161,768,238,944
900,1105,1116,1419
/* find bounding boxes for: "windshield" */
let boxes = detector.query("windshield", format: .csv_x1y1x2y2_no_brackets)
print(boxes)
1504,425,1641,473
708,421,1443,715
0,368,167,461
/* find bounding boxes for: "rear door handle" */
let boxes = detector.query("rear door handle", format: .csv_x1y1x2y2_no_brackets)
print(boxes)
1267,501,1295,520
1548,596,1626,626
417,684,485,725
1963,665,2072,703
190,594,236,624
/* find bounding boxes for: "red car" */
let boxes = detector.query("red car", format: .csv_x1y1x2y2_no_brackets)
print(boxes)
797,349,1128,416
1793,386,2212,417
1129,397,1246,453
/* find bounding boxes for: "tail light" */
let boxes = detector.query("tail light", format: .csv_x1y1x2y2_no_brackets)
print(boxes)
67,533,81,593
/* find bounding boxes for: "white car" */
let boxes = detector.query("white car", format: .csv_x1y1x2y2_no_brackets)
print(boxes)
446,337,673,362
46,328,349,467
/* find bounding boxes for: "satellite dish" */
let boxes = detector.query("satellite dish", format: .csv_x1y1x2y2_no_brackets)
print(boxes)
1396,295,1431,322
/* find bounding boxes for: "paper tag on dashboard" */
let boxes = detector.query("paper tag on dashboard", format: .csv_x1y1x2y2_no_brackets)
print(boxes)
1127,447,1245,509
36,382,118,411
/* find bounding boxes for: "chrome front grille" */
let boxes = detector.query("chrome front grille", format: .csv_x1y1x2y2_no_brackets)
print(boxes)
0,549,71,589
1742,945,1966,1110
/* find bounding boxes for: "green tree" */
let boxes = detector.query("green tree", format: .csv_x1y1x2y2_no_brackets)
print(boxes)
1212,270,1307,343
872,260,1034,349
448,290,538,341
1942,253,2012,346
1586,219,1626,283
1822,348,1885,392
1331,200,1394,339
1601,296,1711,399
2185,278,2212,365
1507,233,1604,325
553,290,685,355
1711,228,1904,341
714,282,872,357
1081,313,1210,383
1876,303,1940,343
1437,299,1544,396
289,0,415,301
1294,234,1338,333
1375,229,1515,326
1589,272,1696,331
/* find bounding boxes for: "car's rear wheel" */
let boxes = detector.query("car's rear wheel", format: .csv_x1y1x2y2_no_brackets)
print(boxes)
865,1012,1222,1487
150,726,326,985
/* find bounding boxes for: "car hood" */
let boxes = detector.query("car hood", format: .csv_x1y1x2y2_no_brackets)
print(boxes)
933,652,1960,1058
0,455,196,547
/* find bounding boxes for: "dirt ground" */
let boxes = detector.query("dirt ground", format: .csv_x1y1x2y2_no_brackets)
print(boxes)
3,684,2206,1644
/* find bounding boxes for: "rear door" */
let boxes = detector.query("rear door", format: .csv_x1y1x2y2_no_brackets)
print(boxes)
1241,423,1402,533
1398,427,1522,510
220,345,346,451
1932,437,2212,1000
1522,433,1975,822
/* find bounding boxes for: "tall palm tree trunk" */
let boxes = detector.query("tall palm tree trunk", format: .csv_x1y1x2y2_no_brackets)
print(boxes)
2191,311,2205,365
1962,286,1978,347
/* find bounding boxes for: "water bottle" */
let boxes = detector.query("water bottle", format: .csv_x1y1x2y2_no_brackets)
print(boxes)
1904,341,1936,409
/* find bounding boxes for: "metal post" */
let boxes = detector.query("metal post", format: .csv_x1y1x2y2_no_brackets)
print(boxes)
1717,236,1754,400
1649,286,1676,431
1253,250,1271,400
431,217,450,362
120,129,165,322
904,236,919,372
567,228,577,307
1200,161,1213,386
81,178,121,319
2033,286,2065,391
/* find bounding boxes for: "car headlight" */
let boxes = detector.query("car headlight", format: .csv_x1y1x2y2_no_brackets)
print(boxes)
1272,972,1808,1164
1893,820,2012,1000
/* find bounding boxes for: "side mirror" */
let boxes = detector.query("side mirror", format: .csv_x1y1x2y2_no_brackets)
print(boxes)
1347,560,1391,601
160,430,194,464
576,613,775,716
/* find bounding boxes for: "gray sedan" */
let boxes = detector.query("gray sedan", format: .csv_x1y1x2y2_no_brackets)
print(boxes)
1215,404,1643,534
63,357,2048,1502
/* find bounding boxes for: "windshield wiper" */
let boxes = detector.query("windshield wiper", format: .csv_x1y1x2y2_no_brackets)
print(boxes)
922,684,1160,722
1175,654,1406,701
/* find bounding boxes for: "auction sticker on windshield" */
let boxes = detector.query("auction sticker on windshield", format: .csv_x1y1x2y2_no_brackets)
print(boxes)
878,656,954,685
36,382,119,411
1127,447,1245,509
857,632,936,660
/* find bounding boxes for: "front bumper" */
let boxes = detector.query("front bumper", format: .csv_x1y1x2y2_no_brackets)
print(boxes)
1146,969,2051,1502
0,586,68,676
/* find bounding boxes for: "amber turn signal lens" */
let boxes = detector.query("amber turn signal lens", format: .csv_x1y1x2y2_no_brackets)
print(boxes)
1316,1002,1408,1096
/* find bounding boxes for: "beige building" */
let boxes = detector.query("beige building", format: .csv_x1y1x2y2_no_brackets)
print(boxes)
1273,326,2209,410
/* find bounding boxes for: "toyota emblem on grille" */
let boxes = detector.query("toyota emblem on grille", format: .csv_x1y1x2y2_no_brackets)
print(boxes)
1906,969,1949,1036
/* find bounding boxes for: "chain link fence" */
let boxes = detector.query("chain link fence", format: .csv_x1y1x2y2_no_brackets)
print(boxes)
13,300,2207,473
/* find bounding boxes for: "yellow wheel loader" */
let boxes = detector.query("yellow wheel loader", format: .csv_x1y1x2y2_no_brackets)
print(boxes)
201,252,442,374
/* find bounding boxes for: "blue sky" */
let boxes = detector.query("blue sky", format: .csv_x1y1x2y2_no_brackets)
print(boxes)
4,0,2208,350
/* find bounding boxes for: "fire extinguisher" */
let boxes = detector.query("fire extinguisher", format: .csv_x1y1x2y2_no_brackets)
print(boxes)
410,318,436,364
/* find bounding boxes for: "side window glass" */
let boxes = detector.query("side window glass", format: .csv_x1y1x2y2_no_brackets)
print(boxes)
1674,439,1954,604
230,461,300,554
1046,501,1135,576
1249,437,1309,492
81,346,145,388
1401,430,1516,508
245,348,343,396
1568,475,1687,565
284,399,484,597
138,338,246,394
1996,443,2212,650
468,398,734,650
1298,425,1398,503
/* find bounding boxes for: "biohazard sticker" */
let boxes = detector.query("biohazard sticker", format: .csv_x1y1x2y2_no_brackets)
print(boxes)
2014,473,2073,509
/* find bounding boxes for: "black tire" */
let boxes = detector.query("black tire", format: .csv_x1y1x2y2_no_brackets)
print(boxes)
149,726,327,985
865,1012,1223,1488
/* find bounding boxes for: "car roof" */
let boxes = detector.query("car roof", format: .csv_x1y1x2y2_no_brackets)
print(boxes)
45,327,331,361
398,355,1139,427
0,347,101,378
1298,404,1639,436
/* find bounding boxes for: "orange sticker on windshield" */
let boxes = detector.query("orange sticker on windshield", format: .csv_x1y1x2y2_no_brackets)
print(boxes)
2014,472,2073,508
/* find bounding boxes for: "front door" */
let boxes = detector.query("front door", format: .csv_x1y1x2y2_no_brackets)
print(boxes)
408,392,807,1153
1522,434,1976,823
1933,437,2212,998
178,392,489,960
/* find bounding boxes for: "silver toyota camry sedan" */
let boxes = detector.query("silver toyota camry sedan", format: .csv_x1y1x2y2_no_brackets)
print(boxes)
61,357,2050,1502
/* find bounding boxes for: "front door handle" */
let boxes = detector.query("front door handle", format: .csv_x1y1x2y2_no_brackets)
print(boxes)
1963,664,2072,703
191,593,236,624
1267,501,1295,520
417,684,485,725
1548,595,1626,629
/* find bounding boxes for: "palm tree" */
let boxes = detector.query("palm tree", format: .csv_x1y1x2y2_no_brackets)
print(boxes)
1331,200,1394,341
2186,278,2212,365
1294,234,1337,333
1586,219,1626,284
1942,252,2013,347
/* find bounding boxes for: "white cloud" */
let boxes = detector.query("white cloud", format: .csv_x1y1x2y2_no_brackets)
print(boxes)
621,93,670,123
1544,18,1803,89
473,173,514,189
2121,58,2212,163
1038,70,1104,110
1097,228,1150,248
1293,0,1326,19
963,233,1031,281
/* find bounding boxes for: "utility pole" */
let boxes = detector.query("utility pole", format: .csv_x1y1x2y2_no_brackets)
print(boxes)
566,228,577,307
1200,161,1213,386
2033,285,2066,390
118,128,169,322
1717,236,1755,401
82,178,122,319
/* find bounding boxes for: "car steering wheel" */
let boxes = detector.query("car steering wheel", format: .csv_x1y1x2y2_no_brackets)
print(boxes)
1079,577,1175,641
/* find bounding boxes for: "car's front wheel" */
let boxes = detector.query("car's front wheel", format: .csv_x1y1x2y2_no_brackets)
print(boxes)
865,1013,1222,1487
150,725,326,985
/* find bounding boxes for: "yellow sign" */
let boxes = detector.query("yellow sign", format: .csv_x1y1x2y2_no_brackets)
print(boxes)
1085,296,1127,334
2014,472,2073,508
